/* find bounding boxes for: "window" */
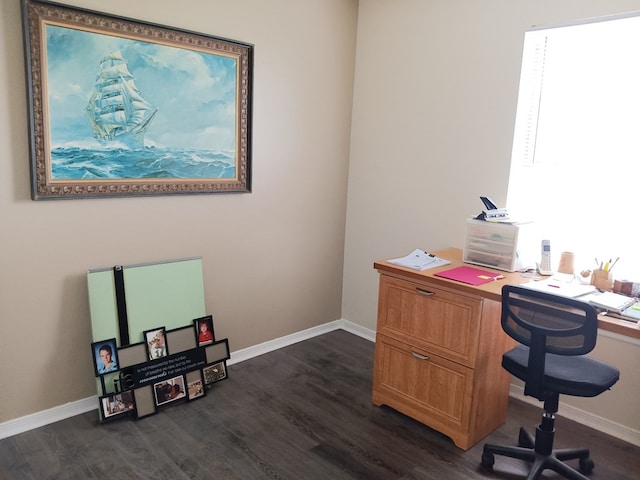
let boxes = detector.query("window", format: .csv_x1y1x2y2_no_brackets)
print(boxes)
506,12,640,279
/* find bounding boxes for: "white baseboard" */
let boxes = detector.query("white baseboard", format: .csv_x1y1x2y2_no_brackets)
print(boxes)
0,396,98,440
227,319,375,366
509,384,640,447
2,320,637,449
0,319,360,440
340,319,377,342
227,319,343,365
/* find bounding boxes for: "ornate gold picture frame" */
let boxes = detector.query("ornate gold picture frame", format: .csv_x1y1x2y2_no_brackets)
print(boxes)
22,0,253,199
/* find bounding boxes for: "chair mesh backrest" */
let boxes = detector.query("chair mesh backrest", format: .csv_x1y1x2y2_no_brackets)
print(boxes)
502,285,598,354
501,285,599,398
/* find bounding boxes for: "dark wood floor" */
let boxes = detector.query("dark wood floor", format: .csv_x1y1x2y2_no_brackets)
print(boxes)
1,330,638,479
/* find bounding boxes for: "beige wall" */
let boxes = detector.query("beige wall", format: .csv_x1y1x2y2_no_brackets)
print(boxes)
344,0,640,433
2,0,639,441
0,0,357,421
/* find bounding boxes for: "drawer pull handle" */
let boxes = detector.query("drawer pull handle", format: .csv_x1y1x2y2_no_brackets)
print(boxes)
411,351,430,361
416,288,435,296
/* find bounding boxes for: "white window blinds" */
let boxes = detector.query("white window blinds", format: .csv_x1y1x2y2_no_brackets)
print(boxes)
506,12,640,279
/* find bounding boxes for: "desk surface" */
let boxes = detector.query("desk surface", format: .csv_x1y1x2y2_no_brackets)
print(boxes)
374,247,640,340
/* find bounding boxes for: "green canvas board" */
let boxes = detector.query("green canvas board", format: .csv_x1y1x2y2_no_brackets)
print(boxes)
87,269,120,343
122,259,206,343
87,257,206,396
88,257,205,344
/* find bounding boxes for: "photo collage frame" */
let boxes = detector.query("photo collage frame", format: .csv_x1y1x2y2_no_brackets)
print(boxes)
92,315,229,422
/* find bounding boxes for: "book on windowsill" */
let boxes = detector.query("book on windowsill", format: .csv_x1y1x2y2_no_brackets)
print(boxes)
602,304,640,323
588,291,637,314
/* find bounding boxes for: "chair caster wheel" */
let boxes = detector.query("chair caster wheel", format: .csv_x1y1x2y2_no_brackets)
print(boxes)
579,457,594,475
518,427,534,448
481,452,495,468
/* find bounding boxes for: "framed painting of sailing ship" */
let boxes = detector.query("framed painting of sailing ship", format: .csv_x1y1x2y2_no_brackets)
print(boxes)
22,0,253,199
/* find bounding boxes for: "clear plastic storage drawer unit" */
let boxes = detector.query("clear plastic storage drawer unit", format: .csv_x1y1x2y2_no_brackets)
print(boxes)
463,219,524,272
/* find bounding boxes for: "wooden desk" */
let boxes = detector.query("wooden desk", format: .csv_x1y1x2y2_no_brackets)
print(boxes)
372,247,639,450
376,247,639,339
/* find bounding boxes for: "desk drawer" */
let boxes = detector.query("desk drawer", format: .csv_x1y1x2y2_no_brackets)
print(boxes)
376,275,482,367
372,334,473,434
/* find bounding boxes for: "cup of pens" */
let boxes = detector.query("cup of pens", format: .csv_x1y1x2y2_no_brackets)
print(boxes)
591,258,618,291
591,269,613,291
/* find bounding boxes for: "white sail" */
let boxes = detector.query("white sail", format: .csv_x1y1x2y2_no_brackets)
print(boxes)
86,51,157,148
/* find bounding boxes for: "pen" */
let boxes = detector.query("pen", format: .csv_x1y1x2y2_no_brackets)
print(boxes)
609,257,620,272
477,274,505,281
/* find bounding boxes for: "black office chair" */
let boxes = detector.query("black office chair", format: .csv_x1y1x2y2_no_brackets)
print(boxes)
481,285,620,480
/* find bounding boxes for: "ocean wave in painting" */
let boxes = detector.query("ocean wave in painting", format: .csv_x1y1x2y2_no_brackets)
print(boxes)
50,146,236,180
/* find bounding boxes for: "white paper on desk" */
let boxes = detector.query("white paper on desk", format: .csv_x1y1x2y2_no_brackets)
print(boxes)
388,249,451,271
519,279,596,298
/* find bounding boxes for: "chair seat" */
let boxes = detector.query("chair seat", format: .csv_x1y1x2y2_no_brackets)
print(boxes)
503,345,620,398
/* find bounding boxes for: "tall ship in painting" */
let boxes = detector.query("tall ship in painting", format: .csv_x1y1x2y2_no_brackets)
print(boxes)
86,51,157,148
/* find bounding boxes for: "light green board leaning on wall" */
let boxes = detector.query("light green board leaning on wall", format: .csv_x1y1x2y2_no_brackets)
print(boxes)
87,257,207,347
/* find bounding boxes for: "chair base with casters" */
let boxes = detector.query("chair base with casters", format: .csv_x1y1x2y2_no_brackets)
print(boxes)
482,395,594,480
480,285,620,480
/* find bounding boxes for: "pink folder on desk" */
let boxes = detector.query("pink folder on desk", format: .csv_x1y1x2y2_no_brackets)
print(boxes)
434,266,502,286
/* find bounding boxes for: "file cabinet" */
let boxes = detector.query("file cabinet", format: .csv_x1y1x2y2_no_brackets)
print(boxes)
372,262,513,450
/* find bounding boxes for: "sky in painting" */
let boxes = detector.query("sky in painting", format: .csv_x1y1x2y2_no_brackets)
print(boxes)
45,24,238,151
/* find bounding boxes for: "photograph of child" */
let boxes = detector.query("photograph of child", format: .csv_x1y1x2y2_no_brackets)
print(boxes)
203,361,226,385
153,375,186,406
195,316,214,346
101,391,135,419
145,328,167,360
92,339,119,375
187,377,205,400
